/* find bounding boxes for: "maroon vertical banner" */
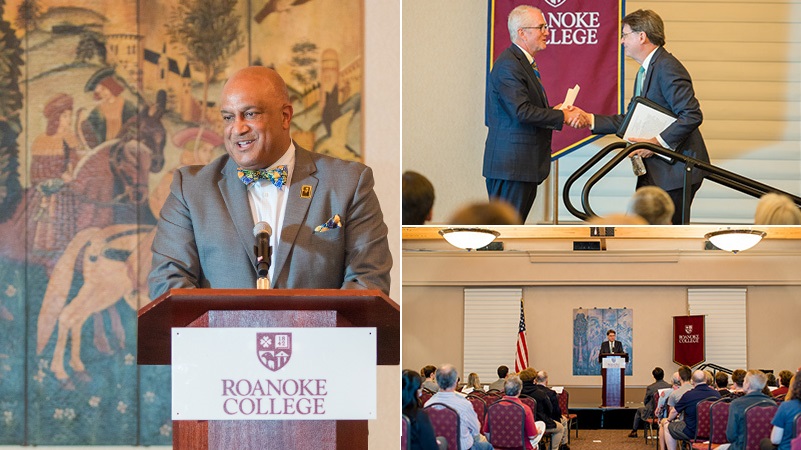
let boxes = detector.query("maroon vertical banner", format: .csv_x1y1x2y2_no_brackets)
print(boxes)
489,0,623,157
673,315,705,367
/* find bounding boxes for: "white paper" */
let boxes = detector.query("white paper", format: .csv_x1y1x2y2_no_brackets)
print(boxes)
561,84,580,109
623,102,676,143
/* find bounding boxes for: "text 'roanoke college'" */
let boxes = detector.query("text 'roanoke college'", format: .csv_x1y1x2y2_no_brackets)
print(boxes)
545,12,601,45
221,378,328,416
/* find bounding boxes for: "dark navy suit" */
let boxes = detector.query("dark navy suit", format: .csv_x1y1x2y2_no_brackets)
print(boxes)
594,46,709,224
483,44,565,221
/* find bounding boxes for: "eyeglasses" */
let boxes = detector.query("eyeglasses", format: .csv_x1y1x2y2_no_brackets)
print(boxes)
521,24,549,33
620,30,640,39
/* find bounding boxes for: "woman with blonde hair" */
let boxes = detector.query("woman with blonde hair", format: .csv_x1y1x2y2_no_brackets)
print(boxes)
461,372,483,394
754,193,801,225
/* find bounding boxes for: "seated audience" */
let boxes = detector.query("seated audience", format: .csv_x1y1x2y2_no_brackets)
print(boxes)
627,186,675,225
629,367,672,438
655,370,684,419
488,365,509,392
462,372,483,394
519,368,566,450
424,364,492,450
403,170,435,225
716,372,732,397
767,373,779,388
449,200,522,225
754,193,801,225
535,370,569,450
772,370,793,398
422,365,439,392
761,370,801,450
705,370,715,387
403,369,441,450
724,370,777,450
483,375,546,450
662,370,722,450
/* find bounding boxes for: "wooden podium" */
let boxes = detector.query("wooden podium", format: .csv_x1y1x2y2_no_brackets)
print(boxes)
137,288,399,450
599,352,628,407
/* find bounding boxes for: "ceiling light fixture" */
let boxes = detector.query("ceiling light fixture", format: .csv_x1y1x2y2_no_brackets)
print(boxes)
438,228,500,251
704,229,766,254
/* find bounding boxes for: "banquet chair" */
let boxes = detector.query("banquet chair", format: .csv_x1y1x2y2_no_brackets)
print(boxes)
485,399,528,450
425,403,462,450
743,401,778,450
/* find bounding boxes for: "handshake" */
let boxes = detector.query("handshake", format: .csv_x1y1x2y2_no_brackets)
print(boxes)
557,104,591,129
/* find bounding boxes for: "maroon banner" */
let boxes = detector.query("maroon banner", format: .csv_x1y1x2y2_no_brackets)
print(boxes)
673,315,705,367
489,0,622,158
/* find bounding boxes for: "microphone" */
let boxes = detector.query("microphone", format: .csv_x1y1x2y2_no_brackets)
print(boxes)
253,221,272,288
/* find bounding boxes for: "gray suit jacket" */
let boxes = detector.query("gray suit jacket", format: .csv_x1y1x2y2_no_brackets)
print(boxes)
148,145,391,299
594,46,709,191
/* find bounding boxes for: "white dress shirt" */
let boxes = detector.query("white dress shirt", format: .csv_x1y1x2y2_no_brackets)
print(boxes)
246,142,295,282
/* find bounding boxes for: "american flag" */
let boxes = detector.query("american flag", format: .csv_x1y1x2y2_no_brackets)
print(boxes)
515,299,528,372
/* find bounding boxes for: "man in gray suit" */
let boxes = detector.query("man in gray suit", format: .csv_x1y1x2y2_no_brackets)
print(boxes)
483,5,587,222
148,66,391,298
576,9,710,224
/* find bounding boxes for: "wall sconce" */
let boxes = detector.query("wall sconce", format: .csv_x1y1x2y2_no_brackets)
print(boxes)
704,229,767,254
438,228,500,251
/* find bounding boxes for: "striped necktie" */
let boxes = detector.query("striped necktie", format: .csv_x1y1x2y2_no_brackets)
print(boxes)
531,59,542,80
634,66,645,97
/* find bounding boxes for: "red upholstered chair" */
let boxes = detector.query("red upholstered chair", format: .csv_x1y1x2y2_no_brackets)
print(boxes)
466,394,488,429
484,391,503,406
743,401,778,450
557,389,578,443
420,389,434,405
708,397,733,450
689,398,716,449
425,403,462,450
485,399,528,450
792,434,801,450
402,414,411,450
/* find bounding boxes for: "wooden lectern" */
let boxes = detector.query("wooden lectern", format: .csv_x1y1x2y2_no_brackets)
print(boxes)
599,352,628,407
137,288,399,450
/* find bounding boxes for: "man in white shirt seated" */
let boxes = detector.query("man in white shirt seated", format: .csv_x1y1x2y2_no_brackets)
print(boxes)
424,364,493,450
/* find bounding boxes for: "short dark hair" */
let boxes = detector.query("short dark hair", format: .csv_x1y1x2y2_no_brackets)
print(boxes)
779,370,793,388
652,367,664,381
715,371,729,388
678,365,692,382
622,9,665,47
607,329,616,336
731,369,746,387
422,365,437,378
402,171,435,225
497,365,509,378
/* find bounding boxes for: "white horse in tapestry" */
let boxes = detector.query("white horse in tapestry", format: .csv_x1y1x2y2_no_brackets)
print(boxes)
36,223,155,385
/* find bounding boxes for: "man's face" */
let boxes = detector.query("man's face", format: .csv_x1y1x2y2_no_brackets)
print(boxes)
518,10,550,55
620,25,643,60
607,332,616,342
220,74,293,170
93,84,113,102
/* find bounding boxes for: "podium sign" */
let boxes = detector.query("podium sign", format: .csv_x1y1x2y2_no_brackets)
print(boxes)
601,356,625,369
172,327,376,420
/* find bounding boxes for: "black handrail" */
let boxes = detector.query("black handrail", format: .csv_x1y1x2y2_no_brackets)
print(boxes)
696,363,732,375
562,141,801,224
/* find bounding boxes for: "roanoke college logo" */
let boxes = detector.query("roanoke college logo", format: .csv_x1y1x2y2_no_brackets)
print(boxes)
256,332,292,371
685,325,693,334
544,0,567,8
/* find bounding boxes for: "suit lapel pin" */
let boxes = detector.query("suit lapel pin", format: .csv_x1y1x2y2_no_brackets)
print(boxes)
300,185,312,198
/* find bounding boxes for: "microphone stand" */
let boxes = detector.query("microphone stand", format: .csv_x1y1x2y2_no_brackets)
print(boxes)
255,242,272,290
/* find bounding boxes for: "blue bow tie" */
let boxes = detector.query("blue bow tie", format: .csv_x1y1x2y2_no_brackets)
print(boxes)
237,166,288,189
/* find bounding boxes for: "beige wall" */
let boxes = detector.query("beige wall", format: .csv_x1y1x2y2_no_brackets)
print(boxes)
402,230,801,392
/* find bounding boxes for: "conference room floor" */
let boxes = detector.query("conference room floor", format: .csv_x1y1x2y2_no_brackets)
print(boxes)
569,428,661,449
